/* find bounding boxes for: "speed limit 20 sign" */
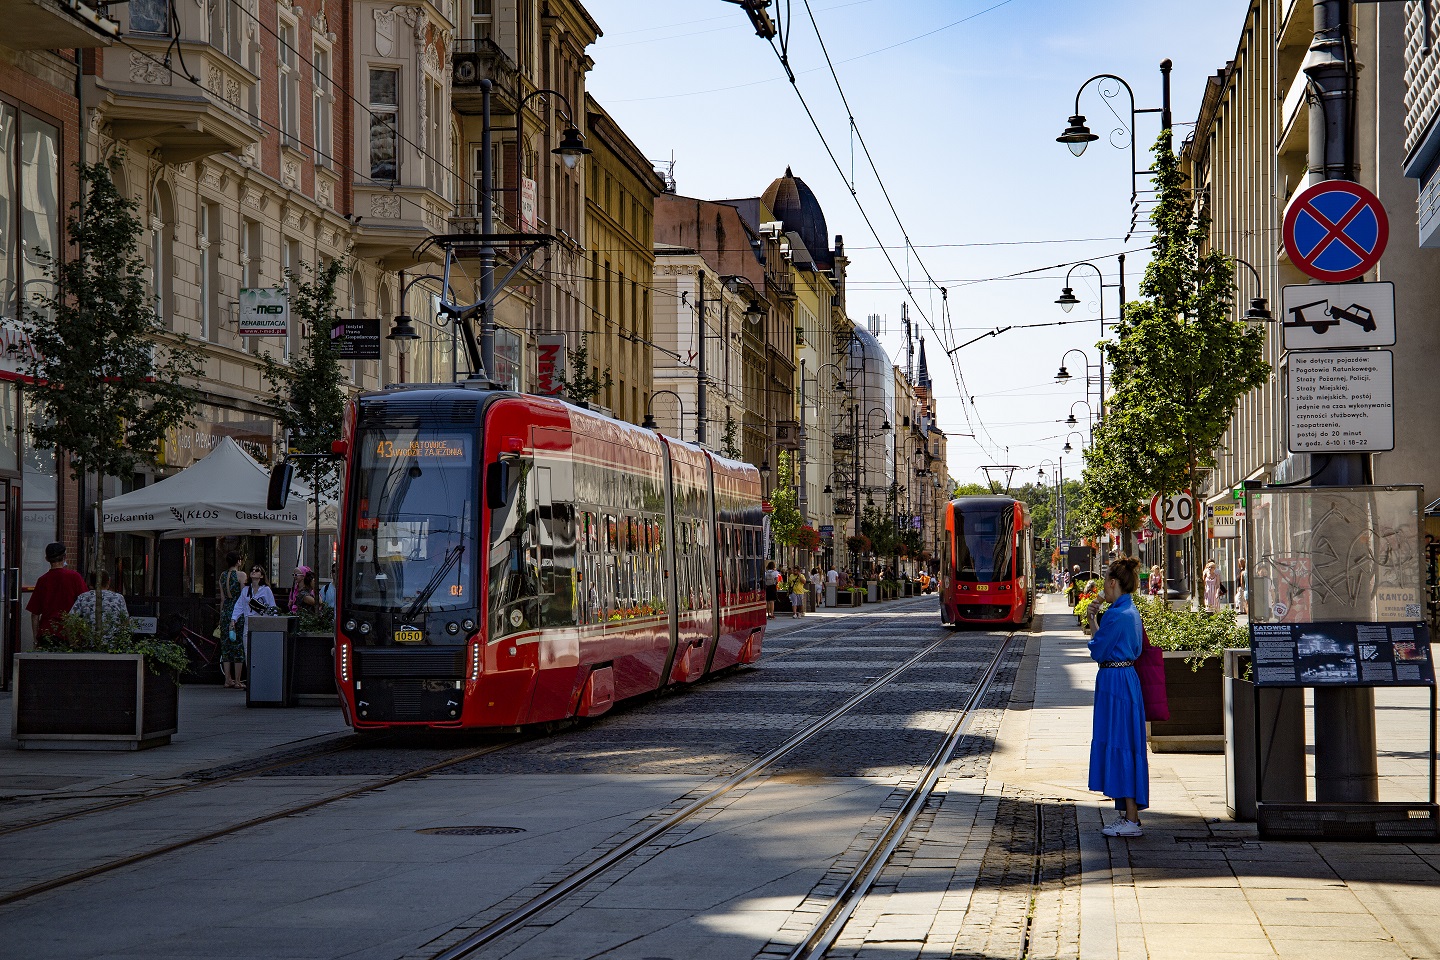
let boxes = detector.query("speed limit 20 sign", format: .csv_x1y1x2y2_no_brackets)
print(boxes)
1150,491,1195,536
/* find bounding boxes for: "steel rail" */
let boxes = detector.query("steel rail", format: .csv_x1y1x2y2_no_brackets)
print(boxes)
0,733,373,838
0,737,525,907
430,619,1004,960
786,631,1016,959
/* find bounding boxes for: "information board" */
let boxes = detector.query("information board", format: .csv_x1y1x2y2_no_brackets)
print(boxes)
1286,349,1394,452
1249,621,1435,687
1245,486,1423,625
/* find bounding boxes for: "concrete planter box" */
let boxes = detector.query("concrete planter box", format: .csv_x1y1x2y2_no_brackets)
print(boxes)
12,653,178,750
834,591,862,608
1148,651,1225,753
290,631,339,706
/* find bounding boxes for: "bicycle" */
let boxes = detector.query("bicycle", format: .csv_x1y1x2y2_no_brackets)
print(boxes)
164,614,225,684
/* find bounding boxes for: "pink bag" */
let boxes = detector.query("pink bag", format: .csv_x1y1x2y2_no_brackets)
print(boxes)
1136,626,1170,722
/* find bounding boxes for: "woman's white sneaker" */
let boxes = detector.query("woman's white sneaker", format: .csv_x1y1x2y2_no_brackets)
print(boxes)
1102,817,1143,838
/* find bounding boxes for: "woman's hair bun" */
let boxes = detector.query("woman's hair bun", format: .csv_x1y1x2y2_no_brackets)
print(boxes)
1108,556,1141,592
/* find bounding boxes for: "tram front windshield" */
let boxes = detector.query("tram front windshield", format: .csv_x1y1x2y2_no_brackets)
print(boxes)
953,505,1014,583
347,427,476,618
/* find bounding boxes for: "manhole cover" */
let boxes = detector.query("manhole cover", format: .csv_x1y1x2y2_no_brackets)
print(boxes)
417,826,526,836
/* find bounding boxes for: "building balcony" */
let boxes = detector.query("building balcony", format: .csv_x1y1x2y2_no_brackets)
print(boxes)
352,184,452,268
450,38,522,114
0,0,115,50
93,40,259,163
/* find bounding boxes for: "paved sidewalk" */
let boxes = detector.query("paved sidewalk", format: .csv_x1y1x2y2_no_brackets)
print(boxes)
993,594,1440,960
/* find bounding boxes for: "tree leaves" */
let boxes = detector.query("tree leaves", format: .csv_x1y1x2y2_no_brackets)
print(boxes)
1077,133,1269,561
22,159,203,482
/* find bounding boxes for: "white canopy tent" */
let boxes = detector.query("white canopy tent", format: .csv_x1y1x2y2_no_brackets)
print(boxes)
100,436,313,538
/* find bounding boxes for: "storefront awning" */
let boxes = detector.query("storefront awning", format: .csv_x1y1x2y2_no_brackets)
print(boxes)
101,437,307,537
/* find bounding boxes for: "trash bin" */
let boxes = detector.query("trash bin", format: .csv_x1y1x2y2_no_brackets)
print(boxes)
825,583,838,608
1224,649,1305,820
246,616,294,708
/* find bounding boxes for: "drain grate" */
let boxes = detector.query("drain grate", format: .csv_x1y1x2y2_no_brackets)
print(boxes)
417,826,526,836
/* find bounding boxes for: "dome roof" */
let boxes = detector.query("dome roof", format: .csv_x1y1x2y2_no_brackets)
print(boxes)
762,167,832,269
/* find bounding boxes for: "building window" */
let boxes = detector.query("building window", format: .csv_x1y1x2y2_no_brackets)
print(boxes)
278,19,300,149
369,68,399,180
471,0,493,41
426,78,442,193
241,218,262,355
313,45,334,168
200,202,221,342
129,0,170,35
284,238,302,359
0,106,60,324
150,184,174,330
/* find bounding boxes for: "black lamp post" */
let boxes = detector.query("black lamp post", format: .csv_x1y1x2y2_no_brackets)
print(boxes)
1058,60,1173,240
1056,348,1101,418
1055,257,1127,418
641,389,685,432
1229,255,1273,322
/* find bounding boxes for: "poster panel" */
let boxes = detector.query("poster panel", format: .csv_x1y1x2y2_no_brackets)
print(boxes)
1245,486,1423,625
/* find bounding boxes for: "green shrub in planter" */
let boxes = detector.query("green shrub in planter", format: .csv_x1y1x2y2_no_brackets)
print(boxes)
42,612,188,676
1133,594,1246,669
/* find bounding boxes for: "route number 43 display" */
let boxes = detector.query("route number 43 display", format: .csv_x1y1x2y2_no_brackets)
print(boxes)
1150,491,1195,536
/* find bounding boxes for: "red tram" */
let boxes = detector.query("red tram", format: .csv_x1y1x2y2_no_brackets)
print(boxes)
938,496,1035,628
329,385,767,731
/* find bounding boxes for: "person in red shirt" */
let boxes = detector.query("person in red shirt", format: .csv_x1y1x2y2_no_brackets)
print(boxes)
28,542,89,643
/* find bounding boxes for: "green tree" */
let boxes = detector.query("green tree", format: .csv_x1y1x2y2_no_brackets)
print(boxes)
554,335,613,406
260,257,350,567
1094,132,1269,595
768,450,803,549
22,159,203,634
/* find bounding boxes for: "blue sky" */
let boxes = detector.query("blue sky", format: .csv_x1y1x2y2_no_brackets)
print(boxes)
583,0,1253,488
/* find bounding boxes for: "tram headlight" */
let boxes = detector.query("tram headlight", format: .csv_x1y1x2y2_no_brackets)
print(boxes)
344,619,357,632
338,642,351,682
446,621,460,635
469,642,483,682
462,618,475,632
358,621,371,635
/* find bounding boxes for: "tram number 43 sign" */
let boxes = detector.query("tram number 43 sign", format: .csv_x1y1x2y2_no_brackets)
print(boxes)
1150,491,1195,536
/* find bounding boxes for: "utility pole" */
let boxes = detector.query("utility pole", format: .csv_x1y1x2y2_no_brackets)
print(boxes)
479,79,496,377
697,269,707,445
1304,0,1377,804
799,358,808,522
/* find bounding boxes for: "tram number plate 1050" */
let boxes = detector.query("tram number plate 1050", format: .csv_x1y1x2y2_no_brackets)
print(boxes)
395,628,424,644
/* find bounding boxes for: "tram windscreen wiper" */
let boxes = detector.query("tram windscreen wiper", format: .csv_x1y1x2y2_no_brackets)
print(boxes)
401,544,465,621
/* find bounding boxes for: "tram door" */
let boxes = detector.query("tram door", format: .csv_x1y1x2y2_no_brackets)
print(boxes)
0,481,17,689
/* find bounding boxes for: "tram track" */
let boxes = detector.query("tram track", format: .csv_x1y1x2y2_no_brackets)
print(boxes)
0,601,924,843
0,601,941,910
422,619,1016,960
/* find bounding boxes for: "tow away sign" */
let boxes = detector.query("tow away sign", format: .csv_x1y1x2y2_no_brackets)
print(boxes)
1282,281,1395,350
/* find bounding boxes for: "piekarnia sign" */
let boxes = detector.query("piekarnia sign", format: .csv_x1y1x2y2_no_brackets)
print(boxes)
102,505,304,531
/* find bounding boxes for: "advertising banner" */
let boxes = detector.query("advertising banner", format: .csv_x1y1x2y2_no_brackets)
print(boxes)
536,334,566,395
331,318,382,360
239,288,289,337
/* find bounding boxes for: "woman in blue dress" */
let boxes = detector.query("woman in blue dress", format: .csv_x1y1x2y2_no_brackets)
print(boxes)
1088,556,1149,837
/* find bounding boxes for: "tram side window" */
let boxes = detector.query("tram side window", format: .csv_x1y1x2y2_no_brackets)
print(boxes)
539,501,577,629
489,458,536,640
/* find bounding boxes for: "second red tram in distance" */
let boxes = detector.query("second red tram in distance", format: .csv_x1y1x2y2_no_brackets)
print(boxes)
938,496,1035,628
329,384,768,732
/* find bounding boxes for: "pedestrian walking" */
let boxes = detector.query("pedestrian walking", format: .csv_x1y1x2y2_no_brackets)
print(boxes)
218,552,248,689
809,567,824,608
288,566,319,613
1235,557,1248,615
764,561,780,619
27,542,88,645
1088,556,1149,837
1202,560,1221,611
231,563,278,686
788,568,806,618
68,570,129,642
